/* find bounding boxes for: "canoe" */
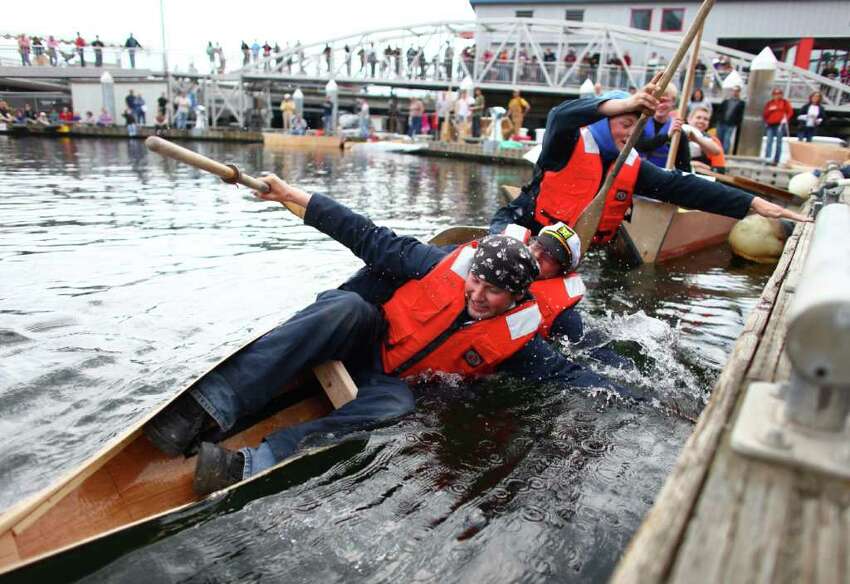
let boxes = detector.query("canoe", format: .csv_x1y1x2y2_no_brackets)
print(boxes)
0,225,487,577
500,185,737,264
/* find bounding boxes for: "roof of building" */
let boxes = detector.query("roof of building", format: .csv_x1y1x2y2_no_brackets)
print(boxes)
470,0,820,4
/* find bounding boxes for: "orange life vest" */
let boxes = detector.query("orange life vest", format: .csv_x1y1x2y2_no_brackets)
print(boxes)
534,126,641,244
381,243,542,380
530,274,585,339
707,135,726,169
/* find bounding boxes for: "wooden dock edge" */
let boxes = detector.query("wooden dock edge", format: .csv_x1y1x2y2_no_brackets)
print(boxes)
610,208,812,583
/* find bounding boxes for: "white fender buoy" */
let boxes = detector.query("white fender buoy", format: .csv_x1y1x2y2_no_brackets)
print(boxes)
579,78,595,98
728,215,789,263
787,172,818,199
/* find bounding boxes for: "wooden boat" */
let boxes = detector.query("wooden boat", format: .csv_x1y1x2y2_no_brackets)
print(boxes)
500,184,736,264
0,225,486,577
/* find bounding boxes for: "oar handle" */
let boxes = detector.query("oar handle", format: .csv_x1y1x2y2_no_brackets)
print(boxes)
145,136,305,218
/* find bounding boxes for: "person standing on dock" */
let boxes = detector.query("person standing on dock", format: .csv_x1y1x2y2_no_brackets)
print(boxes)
762,88,794,165
144,178,636,495
280,94,295,132
74,32,86,67
47,35,58,66
507,89,530,139
124,34,141,69
91,35,104,67
715,86,745,154
796,91,827,143
17,34,31,67
471,88,485,138
489,87,809,244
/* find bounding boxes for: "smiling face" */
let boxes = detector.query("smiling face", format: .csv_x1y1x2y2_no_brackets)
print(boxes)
464,273,518,320
608,114,639,150
688,107,711,132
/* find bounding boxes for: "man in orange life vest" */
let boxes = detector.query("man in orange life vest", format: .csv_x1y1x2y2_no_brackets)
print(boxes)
503,221,585,341
145,177,633,496
490,86,809,241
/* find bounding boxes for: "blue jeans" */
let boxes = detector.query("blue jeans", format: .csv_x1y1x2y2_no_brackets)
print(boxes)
764,124,785,163
798,126,815,142
175,111,187,129
408,115,422,137
716,123,736,153
191,290,414,476
359,116,369,138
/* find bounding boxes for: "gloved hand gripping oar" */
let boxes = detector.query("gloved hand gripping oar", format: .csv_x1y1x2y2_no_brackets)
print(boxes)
572,0,717,257
144,136,306,219
144,136,358,409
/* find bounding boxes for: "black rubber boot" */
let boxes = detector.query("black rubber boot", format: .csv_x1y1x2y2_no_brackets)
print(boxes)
193,442,245,497
144,393,212,456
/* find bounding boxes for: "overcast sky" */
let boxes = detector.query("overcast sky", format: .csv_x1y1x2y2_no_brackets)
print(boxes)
4,0,476,53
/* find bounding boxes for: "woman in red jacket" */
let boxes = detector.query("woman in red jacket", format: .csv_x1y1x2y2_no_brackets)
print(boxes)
762,88,793,165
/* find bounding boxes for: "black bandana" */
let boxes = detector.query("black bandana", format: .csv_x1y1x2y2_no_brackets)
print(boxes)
469,235,539,294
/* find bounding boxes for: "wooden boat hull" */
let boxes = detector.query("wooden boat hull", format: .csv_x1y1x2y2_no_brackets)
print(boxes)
500,185,736,264
617,197,737,264
0,226,485,576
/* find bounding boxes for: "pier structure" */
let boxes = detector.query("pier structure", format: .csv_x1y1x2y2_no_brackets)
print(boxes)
2,19,849,132
612,171,850,583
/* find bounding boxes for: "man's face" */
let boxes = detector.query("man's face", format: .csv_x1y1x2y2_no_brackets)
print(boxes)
529,241,563,279
464,273,518,320
771,90,782,100
654,94,674,120
608,114,639,150
688,109,711,132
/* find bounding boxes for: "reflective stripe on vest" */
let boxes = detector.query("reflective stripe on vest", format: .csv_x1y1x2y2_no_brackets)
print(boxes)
534,127,640,244
530,273,585,339
381,243,541,379
503,223,531,244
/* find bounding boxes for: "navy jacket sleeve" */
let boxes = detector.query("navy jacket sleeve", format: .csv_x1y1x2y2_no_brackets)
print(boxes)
636,163,754,219
548,307,584,343
490,97,610,234
496,335,644,401
304,193,445,281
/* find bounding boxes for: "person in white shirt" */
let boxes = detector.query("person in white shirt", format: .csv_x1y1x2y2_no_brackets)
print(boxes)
796,91,826,143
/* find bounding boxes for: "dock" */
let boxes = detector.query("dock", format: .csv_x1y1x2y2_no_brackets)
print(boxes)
0,125,263,143
611,171,850,583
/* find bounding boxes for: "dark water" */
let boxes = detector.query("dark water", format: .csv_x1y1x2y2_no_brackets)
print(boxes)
0,136,772,583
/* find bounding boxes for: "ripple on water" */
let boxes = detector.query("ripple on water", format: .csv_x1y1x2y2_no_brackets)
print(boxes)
0,137,773,583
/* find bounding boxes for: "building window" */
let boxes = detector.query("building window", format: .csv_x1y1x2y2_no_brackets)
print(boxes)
630,9,652,31
515,10,534,18
661,8,685,32
565,9,584,22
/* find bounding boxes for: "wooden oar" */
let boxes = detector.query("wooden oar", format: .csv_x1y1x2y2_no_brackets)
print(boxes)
573,0,716,257
665,23,704,170
144,136,356,408
145,136,306,219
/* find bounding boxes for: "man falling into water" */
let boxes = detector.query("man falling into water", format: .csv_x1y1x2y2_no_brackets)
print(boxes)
144,179,637,496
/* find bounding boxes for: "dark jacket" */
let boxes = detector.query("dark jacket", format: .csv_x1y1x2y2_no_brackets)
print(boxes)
304,193,631,393
716,97,745,127
489,97,754,236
